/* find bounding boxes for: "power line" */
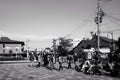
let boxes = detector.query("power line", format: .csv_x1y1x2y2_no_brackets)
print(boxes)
105,13,120,22
64,8,96,38
102,29,120,33
105,16,120,27
100,0,112,8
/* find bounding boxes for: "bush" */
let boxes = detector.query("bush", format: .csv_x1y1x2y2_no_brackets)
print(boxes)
0,56,25,61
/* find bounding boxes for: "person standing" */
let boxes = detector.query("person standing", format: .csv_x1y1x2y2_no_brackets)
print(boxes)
37,52,42,67
29,51,35,67
43,51,49,67
67,54,72,69
73,53,78,69
58,56,63,71
49,54,55,70
34,49,38,62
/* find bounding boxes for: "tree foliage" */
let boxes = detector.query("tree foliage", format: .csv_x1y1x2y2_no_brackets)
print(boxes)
117,37,120,51
58,37,73,51
57,37,73,56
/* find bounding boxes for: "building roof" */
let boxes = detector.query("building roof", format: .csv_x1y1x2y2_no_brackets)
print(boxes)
92,35,116,47
100,36,116,43
0,37,25,45
73,35,117,53
72,40,96,53
92,35,116,43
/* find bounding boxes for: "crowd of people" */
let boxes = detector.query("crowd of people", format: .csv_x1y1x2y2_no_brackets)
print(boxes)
28,50,120,77
28,50,74,71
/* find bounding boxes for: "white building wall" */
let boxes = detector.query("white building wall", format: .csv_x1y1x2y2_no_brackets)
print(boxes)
0,44,22,54
0,44,3,54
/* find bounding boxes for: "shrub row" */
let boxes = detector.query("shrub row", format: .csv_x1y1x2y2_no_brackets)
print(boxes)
0,56,25,61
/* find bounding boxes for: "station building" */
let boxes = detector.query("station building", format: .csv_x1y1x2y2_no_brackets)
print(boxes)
0,37,25,56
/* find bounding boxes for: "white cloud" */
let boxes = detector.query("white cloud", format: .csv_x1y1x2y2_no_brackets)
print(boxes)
0,30,58,41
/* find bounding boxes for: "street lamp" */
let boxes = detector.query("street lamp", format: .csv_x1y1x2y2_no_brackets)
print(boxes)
26,39,30,59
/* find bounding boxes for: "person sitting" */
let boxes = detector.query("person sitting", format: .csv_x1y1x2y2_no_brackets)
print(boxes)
91,60,102,75
29,51,35,67
81,60,90,74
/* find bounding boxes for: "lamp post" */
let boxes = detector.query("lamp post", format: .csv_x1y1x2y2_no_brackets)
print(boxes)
26,39,30,59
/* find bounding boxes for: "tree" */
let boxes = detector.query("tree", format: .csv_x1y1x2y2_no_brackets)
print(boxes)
110,37,120,77
57,37,73,56
116,37,120,51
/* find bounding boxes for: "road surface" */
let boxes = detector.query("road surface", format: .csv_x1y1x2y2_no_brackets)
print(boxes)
0,62,119,80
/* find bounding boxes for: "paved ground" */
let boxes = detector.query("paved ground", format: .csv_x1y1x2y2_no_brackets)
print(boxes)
0,62,119,80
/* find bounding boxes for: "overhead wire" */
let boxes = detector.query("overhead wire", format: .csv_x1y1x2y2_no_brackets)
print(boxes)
105,15,120,27
105,13,120,22
64,7,97,38
100,12,120,38
100,0,113,9
68,0,113,38
64,0,114,39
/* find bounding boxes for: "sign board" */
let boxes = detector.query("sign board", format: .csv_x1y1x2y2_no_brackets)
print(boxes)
84,48,110,53
99,48,110,53
83,48,95,52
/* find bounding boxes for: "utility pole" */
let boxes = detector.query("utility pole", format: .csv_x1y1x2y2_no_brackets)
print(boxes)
110,32,114,53
53,39,57,63
53,39,56,54
94,0,104,54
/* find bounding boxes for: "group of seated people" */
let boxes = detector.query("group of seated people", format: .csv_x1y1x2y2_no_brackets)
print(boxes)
80,59,102,75
77,58,120,77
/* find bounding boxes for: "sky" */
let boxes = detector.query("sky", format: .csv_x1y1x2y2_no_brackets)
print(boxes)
0,0,120,50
